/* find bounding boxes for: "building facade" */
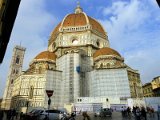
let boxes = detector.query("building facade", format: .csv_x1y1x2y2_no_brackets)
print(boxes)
151,76,160,97
143,83,154,97
127,67,143,98
2,4,143,111
142,76,160,97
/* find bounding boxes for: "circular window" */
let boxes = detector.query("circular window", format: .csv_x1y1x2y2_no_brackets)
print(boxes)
72,39,78,44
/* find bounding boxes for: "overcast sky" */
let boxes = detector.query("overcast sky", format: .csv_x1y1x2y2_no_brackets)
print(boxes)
0,0,160,97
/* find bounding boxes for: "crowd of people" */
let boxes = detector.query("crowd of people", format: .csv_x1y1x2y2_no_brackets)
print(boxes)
121,106,155,120
0,106,158,120
0,109,24,120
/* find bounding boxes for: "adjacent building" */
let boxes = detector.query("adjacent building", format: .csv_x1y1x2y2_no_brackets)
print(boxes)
2,4,143,111
142,76,160,97
0,0,21,63
151,76,160,97
143,83,154,97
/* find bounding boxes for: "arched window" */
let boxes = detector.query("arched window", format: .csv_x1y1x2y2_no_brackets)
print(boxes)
53,42,56,48
107,63,110,68
100,63,103,68
16,55,20,64
29,86,34,99
96,41,100,47
16,70,19,74
13,69,15,74
39,67,42,74
11,79,14,84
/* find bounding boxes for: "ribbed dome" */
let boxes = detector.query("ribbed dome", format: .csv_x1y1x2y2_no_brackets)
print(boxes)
34,51,56,61
49,6,107,46
93,47,121,58
62,13,87,27
61,13,105,35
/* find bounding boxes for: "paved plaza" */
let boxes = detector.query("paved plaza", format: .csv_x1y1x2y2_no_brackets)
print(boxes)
1,111,160,120
75,112,160,120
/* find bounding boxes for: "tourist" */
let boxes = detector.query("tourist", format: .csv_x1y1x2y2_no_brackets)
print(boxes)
136,107,141,120
0,110,4,120
150,107,154,117
127,107,131,118
121,106,124,117
141,107,147,120
82,111,90,120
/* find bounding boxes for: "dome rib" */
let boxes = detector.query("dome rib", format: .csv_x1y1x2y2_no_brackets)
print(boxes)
88,16,106,37
82,12,89,24
62,13,87,27
49,22,61,46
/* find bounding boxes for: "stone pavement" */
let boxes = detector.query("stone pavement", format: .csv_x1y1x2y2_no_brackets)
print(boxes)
1,111,160,120
75,112,160,120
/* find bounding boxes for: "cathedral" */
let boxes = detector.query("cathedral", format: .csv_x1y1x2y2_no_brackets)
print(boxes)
1,4,143,112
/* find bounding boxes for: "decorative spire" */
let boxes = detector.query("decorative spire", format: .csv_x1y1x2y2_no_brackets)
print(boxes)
75,1,83,14
77,1,80,7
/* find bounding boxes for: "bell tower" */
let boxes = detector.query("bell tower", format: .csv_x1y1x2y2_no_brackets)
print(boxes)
1,45,26,109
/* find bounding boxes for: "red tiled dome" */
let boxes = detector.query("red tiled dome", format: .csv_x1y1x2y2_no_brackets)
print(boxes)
93,47,121,58
34,51,56,61
49,10,107,45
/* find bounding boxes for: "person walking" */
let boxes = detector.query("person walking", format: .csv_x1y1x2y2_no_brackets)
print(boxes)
82,111,90,120
121,106,124,117
20,112,23,120
10,108,16,120
7,110,12,120
136,107,141,120
132,106,136,118
150,107,155,118
157,105,160,120
0,110,4,120
127,107,131,118
141,107,147,120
